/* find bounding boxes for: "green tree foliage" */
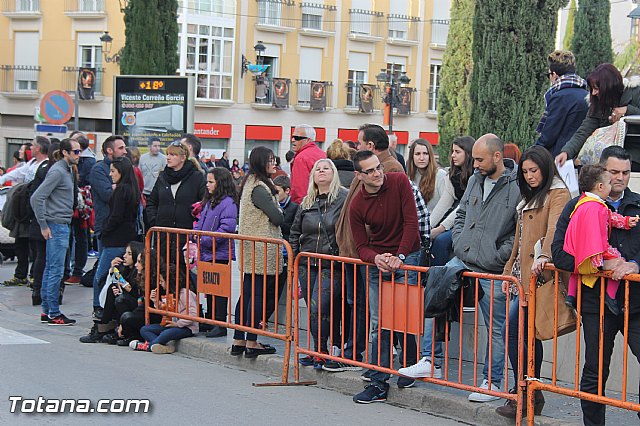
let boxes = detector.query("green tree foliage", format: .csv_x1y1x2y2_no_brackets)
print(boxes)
469,0,567,148
571,0,613,77
437,0,475,160
563,0,576,50
614,39,640,74
120,0,179,75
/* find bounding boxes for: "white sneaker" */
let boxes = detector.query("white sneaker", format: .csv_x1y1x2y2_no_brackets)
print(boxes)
468,379,501,402
331,345,341,357
397,357,442,379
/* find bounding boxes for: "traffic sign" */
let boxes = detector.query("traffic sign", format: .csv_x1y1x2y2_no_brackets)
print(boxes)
35,124,68,134
40,90,74,125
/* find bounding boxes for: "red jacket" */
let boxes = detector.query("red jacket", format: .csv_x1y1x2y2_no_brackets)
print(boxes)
290,142,326,204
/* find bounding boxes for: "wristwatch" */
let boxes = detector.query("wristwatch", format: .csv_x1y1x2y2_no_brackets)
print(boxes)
397,254,406,262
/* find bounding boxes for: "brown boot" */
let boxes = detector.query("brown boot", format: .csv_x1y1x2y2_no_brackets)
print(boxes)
495,389,545,419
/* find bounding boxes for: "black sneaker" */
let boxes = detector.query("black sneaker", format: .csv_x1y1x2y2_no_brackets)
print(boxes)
299,355,315,366
361,370,372,382
102,332,119,345
397,376,416,388
79,324,104,343
313,357,325,370
353,383,389,404
48,314,76,326
40,313,48,323
322,360,363,372
205,326,227,338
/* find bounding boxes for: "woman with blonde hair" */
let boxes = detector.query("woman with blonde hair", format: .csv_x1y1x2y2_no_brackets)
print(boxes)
326,139,355,188
407,138,447,213
289,159,348,367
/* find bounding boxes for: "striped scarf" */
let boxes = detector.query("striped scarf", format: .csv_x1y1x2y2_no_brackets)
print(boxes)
536,73,587,134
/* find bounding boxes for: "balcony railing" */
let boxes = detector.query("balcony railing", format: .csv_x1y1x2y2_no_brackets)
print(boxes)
253,76,290,109
299,2,336,33
345,82,381,112
2,0,40,14
349,9,384,39
387,14,420,42
62,66,105,97
0,65,40,94
256,0,296,29
296,80,333,110
431,19,450,46
64,0,105,14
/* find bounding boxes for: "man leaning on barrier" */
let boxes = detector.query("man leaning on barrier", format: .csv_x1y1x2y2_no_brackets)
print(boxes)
552,146,640,426
349,149,421,404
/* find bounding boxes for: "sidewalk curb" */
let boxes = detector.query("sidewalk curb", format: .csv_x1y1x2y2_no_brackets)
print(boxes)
176,337,572,426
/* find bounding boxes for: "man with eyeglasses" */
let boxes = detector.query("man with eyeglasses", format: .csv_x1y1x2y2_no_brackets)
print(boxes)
348,149,421,403
552,146,640,426
535,50,588,158
30,138,82,326
88,135,127,318
289,124,326,204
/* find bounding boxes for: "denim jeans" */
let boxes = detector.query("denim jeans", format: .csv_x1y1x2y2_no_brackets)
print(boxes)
233,273,274,342
422,257,507,385
41,223,70,317
140,323,193,346
344,264,367,361
93,246,125,308
367,250,421,386
299,261,343,353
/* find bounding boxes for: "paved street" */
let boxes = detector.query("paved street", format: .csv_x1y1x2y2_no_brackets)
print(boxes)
0,260,464,425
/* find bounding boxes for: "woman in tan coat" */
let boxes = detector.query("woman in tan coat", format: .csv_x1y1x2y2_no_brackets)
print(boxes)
496,146,570,419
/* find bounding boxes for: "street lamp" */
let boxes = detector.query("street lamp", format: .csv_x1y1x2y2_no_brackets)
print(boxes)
100,31,121,64
376,67,411,133
241,41,269,78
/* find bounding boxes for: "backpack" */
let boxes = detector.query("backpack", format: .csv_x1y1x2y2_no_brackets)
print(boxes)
10,182,32,224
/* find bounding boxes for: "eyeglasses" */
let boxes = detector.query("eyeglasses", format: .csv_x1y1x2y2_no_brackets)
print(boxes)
292,135,308,141
72,149,82,155
359,163,384,175
170,141,189,155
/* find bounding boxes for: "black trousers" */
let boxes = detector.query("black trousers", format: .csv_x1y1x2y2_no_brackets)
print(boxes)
31,239,46,291
14,237,29,279
580,312,640,426
101,284,138,324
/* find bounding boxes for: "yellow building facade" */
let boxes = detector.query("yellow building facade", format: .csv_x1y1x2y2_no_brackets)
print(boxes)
0,0,450,164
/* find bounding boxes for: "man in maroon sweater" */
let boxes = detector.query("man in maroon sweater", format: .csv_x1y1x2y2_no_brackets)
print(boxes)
349,150,421,403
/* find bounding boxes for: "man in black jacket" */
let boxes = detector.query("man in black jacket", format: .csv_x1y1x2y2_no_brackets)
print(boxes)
552,146,640,426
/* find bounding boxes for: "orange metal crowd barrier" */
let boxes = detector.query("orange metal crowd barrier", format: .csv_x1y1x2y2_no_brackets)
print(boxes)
526,264,640,425
143,226,295,385
292,252,526,419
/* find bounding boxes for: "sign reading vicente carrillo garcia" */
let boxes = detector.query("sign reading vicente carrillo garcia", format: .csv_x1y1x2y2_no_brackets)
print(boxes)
113,75,195,147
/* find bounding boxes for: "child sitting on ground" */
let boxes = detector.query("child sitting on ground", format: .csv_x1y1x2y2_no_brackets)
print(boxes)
129,257,198,354
563,164,638,314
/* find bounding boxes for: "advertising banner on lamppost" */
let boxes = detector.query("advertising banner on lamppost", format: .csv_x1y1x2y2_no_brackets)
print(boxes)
397,87,412,115
113,75,194,147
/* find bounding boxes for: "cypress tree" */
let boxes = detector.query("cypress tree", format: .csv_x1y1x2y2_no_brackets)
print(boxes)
437,0,475,160
563,0,576,51
571,0,612,77
120,0,179,75
469,0,567,147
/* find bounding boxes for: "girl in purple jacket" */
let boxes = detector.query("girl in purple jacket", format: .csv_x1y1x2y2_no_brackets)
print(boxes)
193,167,238,338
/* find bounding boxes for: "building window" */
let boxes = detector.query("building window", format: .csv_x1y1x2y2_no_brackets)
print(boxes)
79,0,102,12
301,4,323,30
181,23,234,100
346,70,366,107
16,0,39,12
428,64,441,112
185,0,234,17
78,45,103,93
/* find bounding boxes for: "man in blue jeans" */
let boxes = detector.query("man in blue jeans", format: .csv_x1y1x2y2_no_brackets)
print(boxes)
349,149,421,403
400,134,520,402
31,138,81,326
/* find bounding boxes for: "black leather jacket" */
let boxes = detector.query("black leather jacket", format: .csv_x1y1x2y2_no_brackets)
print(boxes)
289,188,347,257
